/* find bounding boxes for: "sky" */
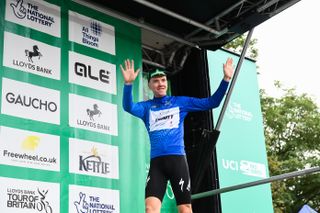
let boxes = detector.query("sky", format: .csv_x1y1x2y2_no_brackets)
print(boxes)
252,0,320,106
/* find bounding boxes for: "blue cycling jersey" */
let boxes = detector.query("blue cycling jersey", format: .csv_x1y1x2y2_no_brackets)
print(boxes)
123,80,229,159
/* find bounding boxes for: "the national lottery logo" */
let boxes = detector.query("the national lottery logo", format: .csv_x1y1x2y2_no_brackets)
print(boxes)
6,0,61,37
9,0,55,27
74,192,116,213
10,0,26,19
6,188,53,212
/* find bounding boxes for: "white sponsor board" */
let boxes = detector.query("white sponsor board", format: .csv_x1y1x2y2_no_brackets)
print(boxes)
69,138,119,179
149,107,180,132
69,94,118,135
5,0,61,37
0,126,60,171
3,32,61,80
0,177,60,213
69,11,115,55
1,78,60,124
69,51,117,94
69,184,119,213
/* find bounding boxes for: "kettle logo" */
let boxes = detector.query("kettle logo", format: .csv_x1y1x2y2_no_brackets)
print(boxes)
25,45,43,63
21,135,40,151
87,104,102,121
10,0,26,19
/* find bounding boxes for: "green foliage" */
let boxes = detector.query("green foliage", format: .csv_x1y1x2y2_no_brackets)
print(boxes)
260,84,320,212
223,33,258,60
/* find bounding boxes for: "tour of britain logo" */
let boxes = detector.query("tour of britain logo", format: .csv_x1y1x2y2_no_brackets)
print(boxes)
6,0,61,37
3,32,61,80
0,177,60,213
69,185,119,213
7,188,53,212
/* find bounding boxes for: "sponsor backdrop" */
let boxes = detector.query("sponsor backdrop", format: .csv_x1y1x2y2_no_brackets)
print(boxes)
0,0,151,212
208,49,274,212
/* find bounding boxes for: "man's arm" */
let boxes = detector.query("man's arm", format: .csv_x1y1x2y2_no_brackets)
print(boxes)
121,59,145,119
181,58,234,112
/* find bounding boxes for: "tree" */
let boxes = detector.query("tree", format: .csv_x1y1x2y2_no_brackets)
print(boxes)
223,33,258,60
260,82,320,212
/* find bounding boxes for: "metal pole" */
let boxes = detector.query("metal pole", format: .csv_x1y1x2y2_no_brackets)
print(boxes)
192,166,320,200
215,29,254,131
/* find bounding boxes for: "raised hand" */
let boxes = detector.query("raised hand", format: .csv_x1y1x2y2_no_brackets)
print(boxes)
120,59,140,84
223,58,234,82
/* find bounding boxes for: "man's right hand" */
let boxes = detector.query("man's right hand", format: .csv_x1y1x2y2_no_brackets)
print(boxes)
120,59,140,84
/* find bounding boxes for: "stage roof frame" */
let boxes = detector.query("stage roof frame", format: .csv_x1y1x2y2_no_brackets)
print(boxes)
75,0,300,71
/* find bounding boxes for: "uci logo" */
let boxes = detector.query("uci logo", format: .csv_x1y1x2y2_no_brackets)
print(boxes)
75,62,110,84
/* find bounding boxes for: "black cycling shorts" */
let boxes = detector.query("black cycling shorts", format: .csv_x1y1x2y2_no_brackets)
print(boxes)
145,155,191,205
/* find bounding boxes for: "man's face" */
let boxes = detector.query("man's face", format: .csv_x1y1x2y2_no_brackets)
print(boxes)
148,75,167,98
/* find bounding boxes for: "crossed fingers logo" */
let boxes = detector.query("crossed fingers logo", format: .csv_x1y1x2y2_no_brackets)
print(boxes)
10,0,26,19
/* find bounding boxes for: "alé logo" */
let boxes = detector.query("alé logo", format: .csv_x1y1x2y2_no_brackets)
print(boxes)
75,62,110,85
69,51,116,94
10,0,26,19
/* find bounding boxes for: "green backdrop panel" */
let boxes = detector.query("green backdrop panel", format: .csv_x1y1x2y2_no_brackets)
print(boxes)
208,49,274,213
